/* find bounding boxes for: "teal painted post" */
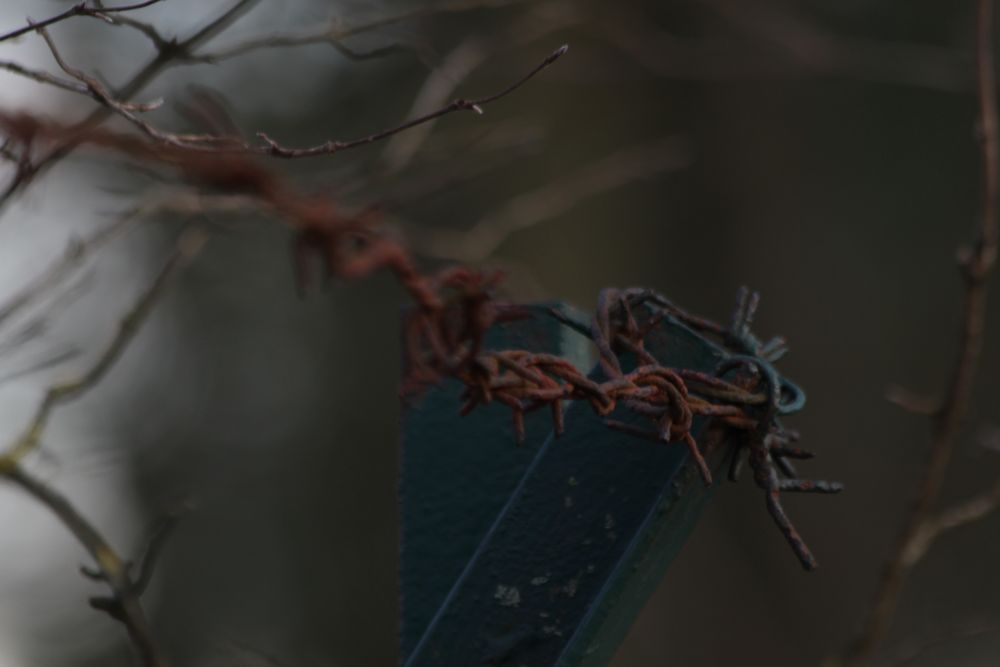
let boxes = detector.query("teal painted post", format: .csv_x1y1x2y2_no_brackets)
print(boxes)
399,303,593,660
399,304,768,666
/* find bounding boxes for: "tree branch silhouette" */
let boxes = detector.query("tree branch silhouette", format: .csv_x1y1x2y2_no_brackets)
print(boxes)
838,2,999,664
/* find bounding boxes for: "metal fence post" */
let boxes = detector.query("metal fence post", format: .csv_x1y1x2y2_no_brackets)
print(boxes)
399,302,762,666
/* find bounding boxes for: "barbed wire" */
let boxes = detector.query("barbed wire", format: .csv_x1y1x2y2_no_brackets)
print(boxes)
0,2,849,664
0,73,843,569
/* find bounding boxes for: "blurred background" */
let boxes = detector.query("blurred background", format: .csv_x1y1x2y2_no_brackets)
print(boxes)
1,0,999,665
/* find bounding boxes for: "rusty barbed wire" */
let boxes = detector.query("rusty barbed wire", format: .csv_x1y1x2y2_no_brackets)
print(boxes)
0,79,841,569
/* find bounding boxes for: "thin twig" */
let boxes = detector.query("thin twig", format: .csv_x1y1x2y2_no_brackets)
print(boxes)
34,26,228,149
0,0,260,211
0,275,92,359
901,478,1000,567
347,122,545,205
377,0,579,174
0,0,166,44
28,28,566,160
254,44,569,158
0,60,91,95
0,350,81,386
0,233,203,667
690,0,970,91
888,620,1000,667
89,0,171,50
0,230,206,465
0,464,169,667
0,193,227,333
378,36,490,173
410,136,691,261
132,503,191,595
3,42,567,168
0,10,564,216
182,24,406,64
187,0,530,63
0,139,15,163
840,2,999,664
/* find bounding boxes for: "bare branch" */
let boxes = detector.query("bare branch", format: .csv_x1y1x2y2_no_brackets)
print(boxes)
0,229,206,465
0,139,14,163
349,123,545,205
33,26,223,149
378,37,490,173
9,35,567,162
171,0,259,60
0,0,260,211
979,423,1000,452
1,1,558,206
411,136,691,262
0,350,81,386
0,194,221,333
0,464,169,666
885,384,938,416
378,0,580,173
694,0,970,91
0,232,203,667
88,0,171,50
0,0,166,44
255,44,568,158
887,619,1000,667
840,2,999,664
132,502,191,595
589,2,968,92
0,275,91,360
0,59,91,95
901,478,1000,567
188,0,531,63
183,23,407,64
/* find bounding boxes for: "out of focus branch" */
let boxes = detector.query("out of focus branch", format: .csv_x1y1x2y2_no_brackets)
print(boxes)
0,192,246,335
887,619,1000,667
0,205,137,332
377,0,579,173
595,2,969,91
0,231,204,667
411,135,690,262
187,0,530,63
839,2,999,664
34,26,231,150
901,478,1000,567
4,36,567,181
182,22,406,64
1,464,169,667
379,37,491,172
699,0,970,90
0,0,260,211
0,229,205,466
0,59,90,95
89,0,172,50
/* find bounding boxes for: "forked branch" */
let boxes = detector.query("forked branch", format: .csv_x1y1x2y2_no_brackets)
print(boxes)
0,231,204,667
0,0,165,44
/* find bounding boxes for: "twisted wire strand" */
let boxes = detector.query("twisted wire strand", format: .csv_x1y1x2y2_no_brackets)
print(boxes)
0,113,841,567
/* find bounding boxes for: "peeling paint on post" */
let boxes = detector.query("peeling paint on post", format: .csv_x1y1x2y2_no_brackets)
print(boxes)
399,304,757,666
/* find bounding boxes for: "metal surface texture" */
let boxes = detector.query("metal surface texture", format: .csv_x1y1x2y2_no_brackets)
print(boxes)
400,302,746,666
399,303,593,660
